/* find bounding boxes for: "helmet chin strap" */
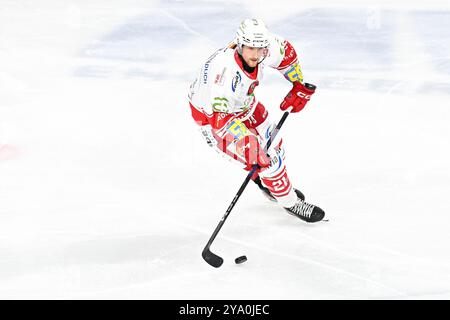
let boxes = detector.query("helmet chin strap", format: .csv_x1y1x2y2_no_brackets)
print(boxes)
258,55,267,64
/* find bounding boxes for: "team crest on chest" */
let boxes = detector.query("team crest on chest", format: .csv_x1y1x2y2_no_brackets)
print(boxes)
247,80,259,95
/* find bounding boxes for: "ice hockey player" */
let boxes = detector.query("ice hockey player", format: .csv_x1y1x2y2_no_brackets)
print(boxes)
188,18,325,223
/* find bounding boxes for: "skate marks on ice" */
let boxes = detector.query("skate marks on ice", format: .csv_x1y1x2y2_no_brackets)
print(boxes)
181,187,450,299
163,194,406,299
0,229,208,299
74,4,450,92
66,4,450,298
164,211,408,299
269,8,450,95
275,222,450,299
252,210,450,298
75,0,250,80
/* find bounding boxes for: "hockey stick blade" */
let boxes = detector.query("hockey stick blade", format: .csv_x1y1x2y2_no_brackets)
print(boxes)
201,109,295,268
202,247,223,268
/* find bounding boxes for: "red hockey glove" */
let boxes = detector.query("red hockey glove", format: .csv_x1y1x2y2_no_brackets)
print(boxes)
236,134,271,171
280,82,316,113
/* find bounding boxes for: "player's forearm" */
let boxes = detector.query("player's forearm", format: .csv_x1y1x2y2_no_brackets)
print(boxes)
276,40,304,84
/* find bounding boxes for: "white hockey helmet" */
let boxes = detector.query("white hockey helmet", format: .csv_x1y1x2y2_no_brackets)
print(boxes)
235,18,269,49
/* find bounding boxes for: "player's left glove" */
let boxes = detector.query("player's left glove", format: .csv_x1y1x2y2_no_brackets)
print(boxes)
280,82,316,113
236,134,271,171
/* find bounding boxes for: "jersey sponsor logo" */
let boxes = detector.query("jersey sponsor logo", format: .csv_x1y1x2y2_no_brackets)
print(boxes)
188,78,198,100
285,63,303,83
217,112,228,121
214,74,221,84
231,71,242,92
212,97,229,112
203,50,220,84
226,119,250,140
203,62,210,84
214,67,226,86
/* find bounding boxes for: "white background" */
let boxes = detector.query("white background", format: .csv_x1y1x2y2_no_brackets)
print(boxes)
1,0,450,299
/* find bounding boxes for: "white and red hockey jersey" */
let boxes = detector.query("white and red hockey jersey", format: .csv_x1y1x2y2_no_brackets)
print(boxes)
188,34,305,208
188,33,304,135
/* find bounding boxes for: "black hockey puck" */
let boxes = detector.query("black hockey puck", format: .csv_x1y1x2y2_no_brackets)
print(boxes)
235,255,247,264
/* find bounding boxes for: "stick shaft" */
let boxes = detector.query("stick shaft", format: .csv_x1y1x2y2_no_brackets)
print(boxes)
203,111,291,249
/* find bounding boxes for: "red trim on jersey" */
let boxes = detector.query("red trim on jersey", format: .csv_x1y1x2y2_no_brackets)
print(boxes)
242,101,268,129
212,112,235,132
190,102,235,131
234,51,258,80
276,40,298,70
211,129,247,165
190,100,272,137
190,102,209,126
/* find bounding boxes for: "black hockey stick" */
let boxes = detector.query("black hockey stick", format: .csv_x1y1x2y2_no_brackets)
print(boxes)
202,110,292,268
201,83,317,267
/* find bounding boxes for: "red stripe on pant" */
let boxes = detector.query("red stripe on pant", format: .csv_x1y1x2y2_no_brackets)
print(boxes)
261,167,292,198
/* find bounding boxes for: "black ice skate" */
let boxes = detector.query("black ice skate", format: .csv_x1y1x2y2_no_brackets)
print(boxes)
253,176,305,202
284,197,325,223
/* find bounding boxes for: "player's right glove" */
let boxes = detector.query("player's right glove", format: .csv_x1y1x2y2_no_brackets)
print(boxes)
236,134,271,171
280,82,316,113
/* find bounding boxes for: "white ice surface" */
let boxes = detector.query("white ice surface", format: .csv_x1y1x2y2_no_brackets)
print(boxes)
1,0,450,299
